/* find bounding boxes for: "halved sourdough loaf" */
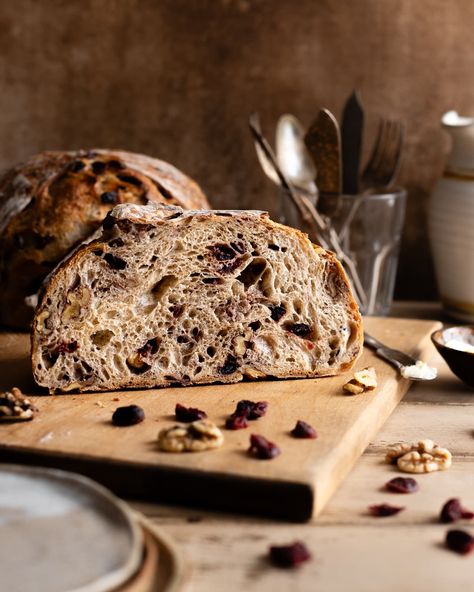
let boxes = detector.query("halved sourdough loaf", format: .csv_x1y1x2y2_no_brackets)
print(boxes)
31,204,363,392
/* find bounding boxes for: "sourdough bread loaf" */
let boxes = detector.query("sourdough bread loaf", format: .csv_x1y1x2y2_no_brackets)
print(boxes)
0,149,208,329
31,204,363,392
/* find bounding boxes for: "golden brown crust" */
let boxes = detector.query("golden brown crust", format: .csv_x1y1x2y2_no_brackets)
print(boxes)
0,149,208,329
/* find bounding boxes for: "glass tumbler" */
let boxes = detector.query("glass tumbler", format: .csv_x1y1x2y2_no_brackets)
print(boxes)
281,188,407,316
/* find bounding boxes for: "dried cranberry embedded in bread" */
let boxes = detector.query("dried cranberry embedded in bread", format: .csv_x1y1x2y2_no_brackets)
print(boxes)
230,241,246,254
287,323,312,338
269,541,311,568
170,304,184,318
175,403,207,422
236,400,268,420
202,277,223,285
112,404,145,426
445,529,474,555
368,503,405,517
219,258,244,275
138,338,160,356
56,341,78,354
219,355,238,375
207,244,236,261
249,434,280,459
385,477,419,494
440,499,474,523
269,304,286,322
101,191,118,204
225,414,248,430
291,420,317,439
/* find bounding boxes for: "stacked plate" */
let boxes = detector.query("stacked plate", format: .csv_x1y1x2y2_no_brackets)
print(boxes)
0,465,187,592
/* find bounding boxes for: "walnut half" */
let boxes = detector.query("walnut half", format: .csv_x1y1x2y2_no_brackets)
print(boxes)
386,439,452,474
158,419,224,452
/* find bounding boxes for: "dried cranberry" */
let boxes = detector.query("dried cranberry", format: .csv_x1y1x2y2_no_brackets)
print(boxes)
225,414,248,430
92,161,107,175
270,304,286,322
138,338,160,356
219,355,238,375
248,434,280,460
385,477,419,494
269,541,311,568
175,403,207,422
440,499,474,523
219,258,243,274
207,244,236,261
108,237,125,248
104,253,127,270
101,191,118,204
368,503,405,517
445,529,474,555
288,323,312,338
56,341,79,354
170,304,183,318
230,241,246,254
291,420,317,439
202,277,223,285
112,404,145,426
236,400,268,420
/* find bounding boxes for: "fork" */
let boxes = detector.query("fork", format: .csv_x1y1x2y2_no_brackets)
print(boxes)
360,119,405,190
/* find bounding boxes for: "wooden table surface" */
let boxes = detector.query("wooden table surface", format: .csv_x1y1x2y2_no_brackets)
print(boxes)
129,303,474,591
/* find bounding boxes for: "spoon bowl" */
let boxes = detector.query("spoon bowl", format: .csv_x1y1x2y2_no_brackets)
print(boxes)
431,326,474,388
276,114,317,195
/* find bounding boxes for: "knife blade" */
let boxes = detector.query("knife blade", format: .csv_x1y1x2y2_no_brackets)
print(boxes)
341,90,364,194
304,108,342,217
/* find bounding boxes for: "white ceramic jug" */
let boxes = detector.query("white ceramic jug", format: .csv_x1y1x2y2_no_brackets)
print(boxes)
428,111,474,322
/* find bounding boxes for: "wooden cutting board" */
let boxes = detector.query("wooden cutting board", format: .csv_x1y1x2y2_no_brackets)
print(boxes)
0,317,440,522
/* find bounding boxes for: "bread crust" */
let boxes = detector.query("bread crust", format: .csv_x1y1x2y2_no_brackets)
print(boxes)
0,149,208,329
31,204,363,393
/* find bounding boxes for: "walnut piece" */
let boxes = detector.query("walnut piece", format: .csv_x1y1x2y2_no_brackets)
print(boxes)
63,287,91,322
343,366,377,395
158,419,224,453
385,442,417,464
385,439,452,473
0,387,37,421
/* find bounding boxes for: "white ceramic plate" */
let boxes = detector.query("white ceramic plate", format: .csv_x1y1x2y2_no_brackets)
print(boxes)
0,464,143,592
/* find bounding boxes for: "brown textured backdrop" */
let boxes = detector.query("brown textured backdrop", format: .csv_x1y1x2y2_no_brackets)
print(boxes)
0,0,473,299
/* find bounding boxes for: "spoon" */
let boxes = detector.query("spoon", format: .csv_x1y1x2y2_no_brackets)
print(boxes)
276,114,318,200
364,333,437,381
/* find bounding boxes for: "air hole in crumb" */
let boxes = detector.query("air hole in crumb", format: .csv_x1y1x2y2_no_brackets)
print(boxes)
152,275,177,299
207,346,216,357
249,320,261,331
268,244,280,251
236,258,267,289
91,330,114,347
104,253,127,270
